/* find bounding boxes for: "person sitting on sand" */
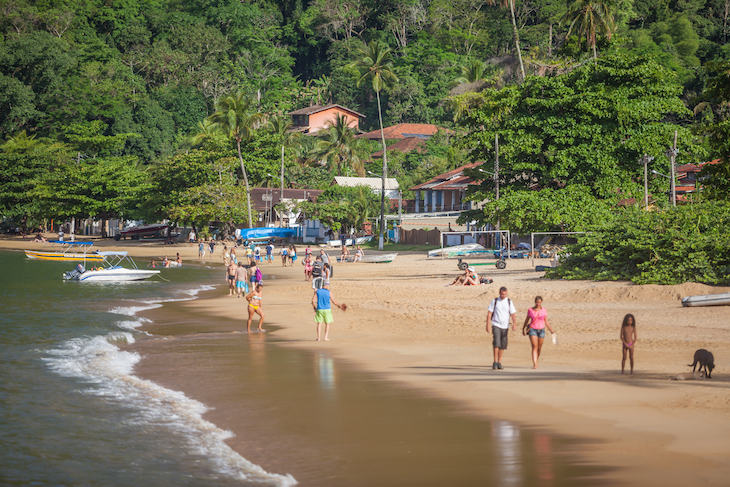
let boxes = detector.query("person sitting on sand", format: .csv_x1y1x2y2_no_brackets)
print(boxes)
33,233,47,243
448,268,470,286
463,267,480,285
246,284,265,332
522,296,554,369
353,245,364,262
621,314,637,375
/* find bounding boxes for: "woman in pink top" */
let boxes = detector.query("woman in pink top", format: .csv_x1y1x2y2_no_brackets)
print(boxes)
522,296,554,369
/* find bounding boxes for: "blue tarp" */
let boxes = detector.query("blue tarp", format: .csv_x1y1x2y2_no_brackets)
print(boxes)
235,227,297,240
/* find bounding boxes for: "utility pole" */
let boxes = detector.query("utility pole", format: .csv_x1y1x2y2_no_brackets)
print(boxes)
495,134,500,232
280,145,285,227
666,130,679,207
641,154,654,210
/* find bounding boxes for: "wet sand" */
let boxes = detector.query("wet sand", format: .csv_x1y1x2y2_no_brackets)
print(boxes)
6,235,730,485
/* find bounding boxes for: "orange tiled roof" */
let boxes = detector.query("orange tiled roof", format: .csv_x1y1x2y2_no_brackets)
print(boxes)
371,137,427,158
358,123,451,140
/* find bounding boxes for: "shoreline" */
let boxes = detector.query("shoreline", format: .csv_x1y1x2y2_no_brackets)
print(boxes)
7,237,730,485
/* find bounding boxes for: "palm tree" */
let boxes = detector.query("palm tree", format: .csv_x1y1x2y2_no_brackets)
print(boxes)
315,114,369,177
207,93,262,228
267,114,300,227
562,0,617,61
488,0,525,81
349,40,399,249
188,119,217,148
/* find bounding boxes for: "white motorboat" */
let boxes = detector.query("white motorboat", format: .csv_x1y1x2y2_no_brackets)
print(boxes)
681,293,730,307
25,240,106,262
63,251,160,282
327,236,374,247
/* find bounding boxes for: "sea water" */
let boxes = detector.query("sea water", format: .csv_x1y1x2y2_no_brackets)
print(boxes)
0,250,293,486
0,250,607,486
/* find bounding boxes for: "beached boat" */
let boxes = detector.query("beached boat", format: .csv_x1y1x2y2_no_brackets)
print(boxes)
428,243,500,259
63,251,160,282
235,227,297,241
115,223,169,241
681,293,730,307
327,235,374,247
361,253,397,263
336,252,398,263
25,240,105,262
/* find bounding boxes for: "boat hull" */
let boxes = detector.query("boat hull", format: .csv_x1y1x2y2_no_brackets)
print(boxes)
75,269,160,281
327,236,374,247
681,293,730,307
25,250,105,262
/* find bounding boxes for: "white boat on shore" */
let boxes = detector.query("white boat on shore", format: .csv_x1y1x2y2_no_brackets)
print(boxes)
681,293,730,307
327,236,374,247
428,243,489,258
63,252,160,282
337,252,398,263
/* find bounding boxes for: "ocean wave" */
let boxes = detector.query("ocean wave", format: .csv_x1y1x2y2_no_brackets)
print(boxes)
43,331,296,486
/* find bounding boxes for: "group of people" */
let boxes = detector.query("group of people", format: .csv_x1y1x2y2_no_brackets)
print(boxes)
448,266,493,286
148,253,182,268
485,286,637,373
340,245,365,263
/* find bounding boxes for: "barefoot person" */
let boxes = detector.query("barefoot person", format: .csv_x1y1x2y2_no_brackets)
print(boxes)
245,284,264,332
621,314,637,374
486,287,517,370
312,282,345,341
235,262,249,298
522,296,554,369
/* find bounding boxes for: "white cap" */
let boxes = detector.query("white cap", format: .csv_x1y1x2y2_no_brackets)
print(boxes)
468,267,475,272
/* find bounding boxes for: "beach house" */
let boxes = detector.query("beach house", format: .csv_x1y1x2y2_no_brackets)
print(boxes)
287,104,365,135
408,162,484,214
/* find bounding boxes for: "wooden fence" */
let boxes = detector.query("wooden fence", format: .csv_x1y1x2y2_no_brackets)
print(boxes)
399,228,442,246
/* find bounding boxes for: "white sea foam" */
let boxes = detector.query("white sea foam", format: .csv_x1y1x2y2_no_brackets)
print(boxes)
109,304,162,316
43,331,297,486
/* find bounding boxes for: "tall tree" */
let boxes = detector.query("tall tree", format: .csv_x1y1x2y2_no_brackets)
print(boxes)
350,41,398,249
490,0,526,81
207,93,262,228
563,0,618,61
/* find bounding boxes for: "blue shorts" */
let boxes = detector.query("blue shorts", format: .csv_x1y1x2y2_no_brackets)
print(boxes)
528,328,546,338
236,281,248,292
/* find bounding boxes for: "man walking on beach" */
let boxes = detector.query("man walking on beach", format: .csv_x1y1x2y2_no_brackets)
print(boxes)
486,286,517,370
312,283,345,341
319,249,330,265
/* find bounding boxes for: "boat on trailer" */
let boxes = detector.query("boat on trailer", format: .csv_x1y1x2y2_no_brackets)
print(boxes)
25,240,105,262
63,251,160,282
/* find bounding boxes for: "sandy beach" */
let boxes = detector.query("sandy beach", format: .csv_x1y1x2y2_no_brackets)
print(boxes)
7,235,730,486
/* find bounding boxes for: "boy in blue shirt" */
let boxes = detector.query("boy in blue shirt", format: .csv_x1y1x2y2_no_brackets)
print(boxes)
311,283,345,341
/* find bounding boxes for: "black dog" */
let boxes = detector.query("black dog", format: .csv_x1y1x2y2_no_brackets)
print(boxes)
688,349,715,379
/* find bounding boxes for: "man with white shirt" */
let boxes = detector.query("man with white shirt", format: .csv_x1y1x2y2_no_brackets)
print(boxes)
486,286,517,370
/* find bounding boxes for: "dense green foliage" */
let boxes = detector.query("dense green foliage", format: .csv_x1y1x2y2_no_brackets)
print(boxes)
546,202,730,285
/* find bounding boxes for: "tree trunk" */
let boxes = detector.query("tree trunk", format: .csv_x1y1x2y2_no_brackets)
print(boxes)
549,23,552,57
237,139,254,228
509,0,526,81
377,89,387,250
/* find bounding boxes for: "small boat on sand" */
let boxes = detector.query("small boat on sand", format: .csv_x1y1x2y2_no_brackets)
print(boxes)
681,293,730,307
63,252,160,282
327,236,374,247
25,240,105,262
337,253,398,263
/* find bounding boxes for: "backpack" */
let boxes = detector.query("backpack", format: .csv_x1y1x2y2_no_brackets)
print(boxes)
255,268,263,281
312,261,323,277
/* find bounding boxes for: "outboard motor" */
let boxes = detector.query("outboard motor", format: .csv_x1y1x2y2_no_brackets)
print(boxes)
63,264,86,280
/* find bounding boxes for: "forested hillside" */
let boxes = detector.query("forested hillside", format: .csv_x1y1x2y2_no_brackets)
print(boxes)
1,0,729,252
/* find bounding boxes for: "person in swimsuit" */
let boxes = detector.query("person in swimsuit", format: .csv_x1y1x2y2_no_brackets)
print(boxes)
290,245,297,266
522,296,554,369
620,314,637,374
235,262,248,297
227,261,238,296
353,245,364,262
463,267,480,285
246,284,264,332
341,244,350,262
303,255,313,281
175,253,182,265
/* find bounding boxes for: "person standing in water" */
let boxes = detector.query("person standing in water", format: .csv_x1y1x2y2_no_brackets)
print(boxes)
620,314,637,374
522,296,554,369
312,282,345,341
246,284,264,332
486,287,517,370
